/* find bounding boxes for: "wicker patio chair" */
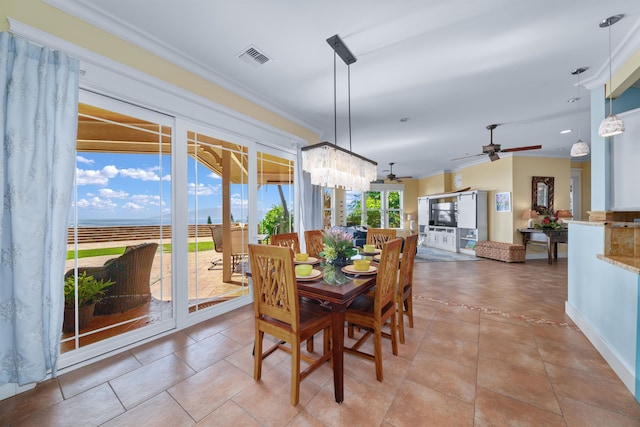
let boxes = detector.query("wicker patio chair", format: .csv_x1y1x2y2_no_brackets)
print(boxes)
65,242,158,315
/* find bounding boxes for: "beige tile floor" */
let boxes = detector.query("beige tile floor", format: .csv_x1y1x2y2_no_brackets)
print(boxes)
3,257,640,426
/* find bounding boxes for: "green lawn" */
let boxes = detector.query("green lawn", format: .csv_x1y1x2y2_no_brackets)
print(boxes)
67,241,214,260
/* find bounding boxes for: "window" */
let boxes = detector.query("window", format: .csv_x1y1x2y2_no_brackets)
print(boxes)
345,184,404,228
323,187,334,228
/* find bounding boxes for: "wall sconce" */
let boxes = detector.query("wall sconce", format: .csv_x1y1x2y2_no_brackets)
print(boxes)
522,210,538,228
407,213,416,233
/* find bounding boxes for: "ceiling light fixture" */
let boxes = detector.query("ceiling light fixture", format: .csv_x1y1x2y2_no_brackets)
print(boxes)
301,34,377,190
570,67,590,157
598,14,625,138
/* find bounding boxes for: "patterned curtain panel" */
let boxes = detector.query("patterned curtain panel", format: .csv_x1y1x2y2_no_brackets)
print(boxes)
0,32,79,386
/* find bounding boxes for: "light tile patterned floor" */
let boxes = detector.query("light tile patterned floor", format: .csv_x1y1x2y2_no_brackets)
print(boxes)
3,257,640,426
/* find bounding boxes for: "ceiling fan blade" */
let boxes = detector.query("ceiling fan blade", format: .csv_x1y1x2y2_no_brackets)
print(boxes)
500,145,542,153
451,153,485,161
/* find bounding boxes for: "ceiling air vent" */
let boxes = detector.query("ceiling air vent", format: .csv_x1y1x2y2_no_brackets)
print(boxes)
238,45,271,67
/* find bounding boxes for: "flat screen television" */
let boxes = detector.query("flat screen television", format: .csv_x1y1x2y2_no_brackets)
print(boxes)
431,202,457,227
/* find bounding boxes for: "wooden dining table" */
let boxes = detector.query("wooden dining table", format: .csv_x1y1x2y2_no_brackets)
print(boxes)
296,265,377,403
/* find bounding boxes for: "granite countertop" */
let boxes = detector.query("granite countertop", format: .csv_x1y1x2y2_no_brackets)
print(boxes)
597,254,640,275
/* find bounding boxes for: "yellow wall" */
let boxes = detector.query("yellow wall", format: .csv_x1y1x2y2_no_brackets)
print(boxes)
458,158,514,243
418,173,447,196
1,0,319,145
570,161,592,221
417,155,577,245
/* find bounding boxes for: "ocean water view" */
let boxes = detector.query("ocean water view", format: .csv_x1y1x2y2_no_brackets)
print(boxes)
73,218,220,227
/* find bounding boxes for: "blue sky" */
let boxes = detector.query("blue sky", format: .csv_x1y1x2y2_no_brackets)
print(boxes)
73,152,290,225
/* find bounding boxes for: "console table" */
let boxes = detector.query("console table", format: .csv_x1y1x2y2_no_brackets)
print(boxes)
518,228,568,264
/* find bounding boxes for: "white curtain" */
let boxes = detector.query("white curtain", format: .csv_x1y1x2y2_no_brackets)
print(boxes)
0,32,79,386
296,149,322,239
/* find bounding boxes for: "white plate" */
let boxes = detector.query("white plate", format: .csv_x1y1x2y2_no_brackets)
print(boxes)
341,265,378,275
294,256,319,265
296,268,322,281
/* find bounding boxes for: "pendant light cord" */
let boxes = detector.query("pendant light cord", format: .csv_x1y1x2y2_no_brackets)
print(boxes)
348,64,352,152
333,51,337,146
608,23,613,116
577,73,582,140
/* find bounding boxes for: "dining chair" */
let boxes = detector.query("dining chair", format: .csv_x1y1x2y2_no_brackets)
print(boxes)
366,228,397,249
248,244,332,405
344,237,401,381
270,232,301,254
207,224,223,270
304,229,324,258
230,226,249,271
396,233,418,344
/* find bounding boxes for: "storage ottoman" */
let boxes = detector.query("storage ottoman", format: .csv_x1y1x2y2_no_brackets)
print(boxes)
475,241,525,263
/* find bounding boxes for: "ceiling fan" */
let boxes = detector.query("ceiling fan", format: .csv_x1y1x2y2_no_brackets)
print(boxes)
372,162,412,183
451,124,542,162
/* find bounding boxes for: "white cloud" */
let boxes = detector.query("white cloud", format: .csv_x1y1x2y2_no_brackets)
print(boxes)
121,202,145,211
230,193,248,208
99,188,129,199
119,167,162,181
208,172,221,179
76,155,94,164
188,182,220,196
76,196,117,210
162,174,171,181
130,194,164,206
76,165,119,186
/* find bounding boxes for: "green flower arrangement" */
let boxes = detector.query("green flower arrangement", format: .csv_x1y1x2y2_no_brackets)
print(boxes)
319,227,358,262
534,208,563,230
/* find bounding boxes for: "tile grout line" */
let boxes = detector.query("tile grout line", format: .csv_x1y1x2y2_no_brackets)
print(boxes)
412,295,579,330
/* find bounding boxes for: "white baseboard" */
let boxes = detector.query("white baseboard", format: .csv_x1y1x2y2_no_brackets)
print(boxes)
565,301,635,396
0,381,37,402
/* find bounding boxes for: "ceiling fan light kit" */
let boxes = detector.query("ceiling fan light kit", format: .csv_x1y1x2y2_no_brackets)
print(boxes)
452,124,541,162
301,34,377,191
598,14,625,138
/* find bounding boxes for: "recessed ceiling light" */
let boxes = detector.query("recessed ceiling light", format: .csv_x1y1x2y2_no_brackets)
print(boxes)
560,129,572,134
400,117,411,122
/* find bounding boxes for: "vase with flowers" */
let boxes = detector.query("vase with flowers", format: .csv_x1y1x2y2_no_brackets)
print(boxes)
319,227,358,268
534,208,563,230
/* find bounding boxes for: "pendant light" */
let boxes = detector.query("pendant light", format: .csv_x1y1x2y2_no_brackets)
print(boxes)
598,14,625,138
301,34,377,191
570,67,590,157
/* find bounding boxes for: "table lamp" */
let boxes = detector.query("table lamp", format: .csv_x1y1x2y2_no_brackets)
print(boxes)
522,209,538,228
407,213,416,233
556,209,573,224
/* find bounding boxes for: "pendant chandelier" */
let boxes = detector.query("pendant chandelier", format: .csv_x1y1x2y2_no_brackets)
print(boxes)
301,34,377,191
598,14,625,138
570,67,590,157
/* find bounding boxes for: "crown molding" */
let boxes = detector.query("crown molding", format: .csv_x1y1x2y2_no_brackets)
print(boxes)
41,0,322,136
7,18,308,149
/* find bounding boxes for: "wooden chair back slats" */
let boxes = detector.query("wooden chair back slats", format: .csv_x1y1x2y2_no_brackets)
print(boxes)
304,230,324,258
344,237,402,381
248,243,332,405
270,232,301,254
366,228,397,249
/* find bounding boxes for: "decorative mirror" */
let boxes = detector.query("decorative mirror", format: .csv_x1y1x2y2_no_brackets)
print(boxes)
532,176,554,214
